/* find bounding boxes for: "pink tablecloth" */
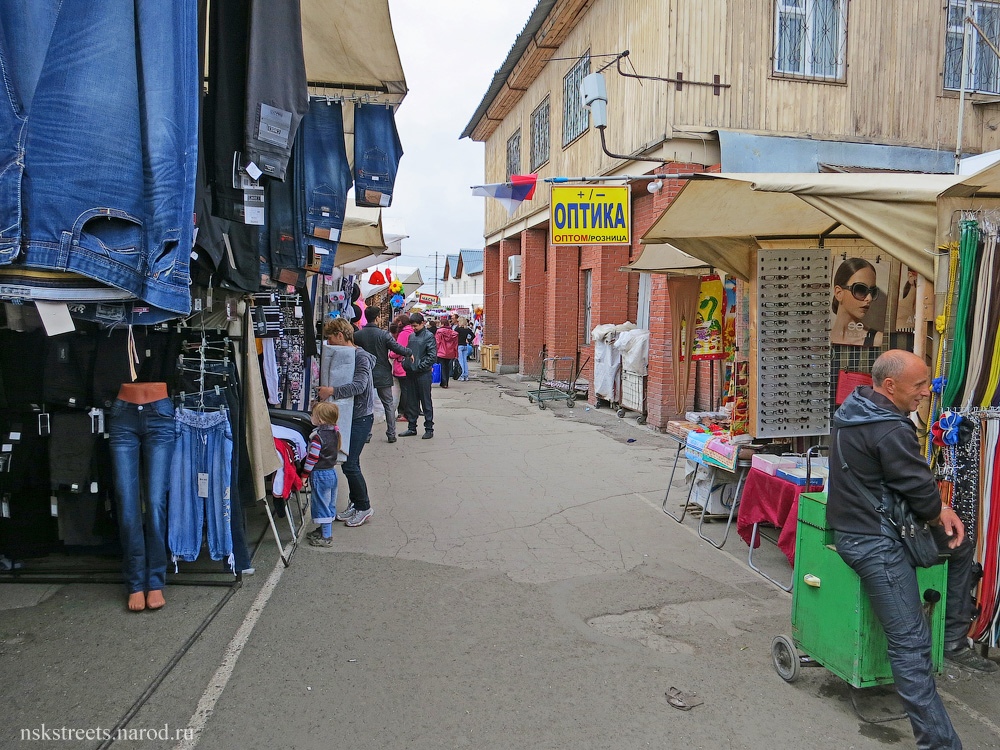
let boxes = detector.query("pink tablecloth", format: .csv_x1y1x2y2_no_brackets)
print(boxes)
736,468,819,565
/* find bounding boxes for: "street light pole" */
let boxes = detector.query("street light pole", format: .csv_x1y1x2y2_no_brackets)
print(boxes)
434,252,439,296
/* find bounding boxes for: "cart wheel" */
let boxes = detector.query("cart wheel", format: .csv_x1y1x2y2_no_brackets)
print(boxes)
771,635,800,683
617,408,626,418
566,397,576,408
528,395,534,403
637,416,646,425
539,401,546,410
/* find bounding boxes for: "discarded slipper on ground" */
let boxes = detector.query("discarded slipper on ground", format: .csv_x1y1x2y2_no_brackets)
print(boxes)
666,687,704,711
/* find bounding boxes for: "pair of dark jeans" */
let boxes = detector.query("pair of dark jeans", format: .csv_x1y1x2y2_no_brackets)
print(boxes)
353,103,403,208
404,371,434,433
0,0,198,320
835,522,974,750
374,385,395,439
108,398,176,594
297,100,353,274
344,413,374,511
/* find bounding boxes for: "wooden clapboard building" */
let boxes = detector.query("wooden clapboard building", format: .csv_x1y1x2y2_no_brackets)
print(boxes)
462,0,1000,427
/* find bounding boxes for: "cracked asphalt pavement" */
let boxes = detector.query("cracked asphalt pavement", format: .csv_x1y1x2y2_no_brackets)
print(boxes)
2,365,998,749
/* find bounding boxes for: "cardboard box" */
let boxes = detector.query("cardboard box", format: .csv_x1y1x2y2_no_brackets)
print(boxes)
777,467,825,489
752,454,796,476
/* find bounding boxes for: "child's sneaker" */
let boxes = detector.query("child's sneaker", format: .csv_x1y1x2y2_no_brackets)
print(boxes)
305,527,325,541
345,508,373,527
308,535,333,548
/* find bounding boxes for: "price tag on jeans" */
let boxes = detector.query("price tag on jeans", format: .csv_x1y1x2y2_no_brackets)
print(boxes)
198,472,209,498
50,496,58,517
1,494,10,518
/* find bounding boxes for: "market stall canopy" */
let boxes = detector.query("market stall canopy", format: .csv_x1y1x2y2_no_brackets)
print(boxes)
334,207,387,267
641,172,967,280
621,242,711,275
301,0,407,102
360,265,423,299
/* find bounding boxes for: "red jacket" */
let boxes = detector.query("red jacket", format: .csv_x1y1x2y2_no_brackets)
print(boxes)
390,325,413,377
435,326,458,359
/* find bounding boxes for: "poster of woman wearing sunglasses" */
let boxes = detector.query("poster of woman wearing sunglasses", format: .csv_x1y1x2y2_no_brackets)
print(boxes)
830,256,886,347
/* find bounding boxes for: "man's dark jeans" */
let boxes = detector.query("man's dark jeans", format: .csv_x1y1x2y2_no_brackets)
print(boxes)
835,521,974,750
404,371,434,433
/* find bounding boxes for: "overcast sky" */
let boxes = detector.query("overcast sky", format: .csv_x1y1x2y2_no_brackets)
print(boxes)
380,0,538,292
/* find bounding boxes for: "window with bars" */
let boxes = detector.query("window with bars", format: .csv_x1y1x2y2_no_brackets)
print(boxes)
506,129,521,180
563,53,591,146
773,0,848,80
944,1,1000,94
530,96,550,171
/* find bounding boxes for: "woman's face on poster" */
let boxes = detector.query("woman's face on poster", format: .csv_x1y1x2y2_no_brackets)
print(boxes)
834,265,878,322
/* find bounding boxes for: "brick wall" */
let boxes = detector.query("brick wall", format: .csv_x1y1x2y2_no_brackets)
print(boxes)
519,228,547,376
545,242,579,363
498,238,522,372
483,243,500,346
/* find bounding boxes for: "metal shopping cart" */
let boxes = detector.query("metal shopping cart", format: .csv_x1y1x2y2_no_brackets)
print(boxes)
527,356,581,409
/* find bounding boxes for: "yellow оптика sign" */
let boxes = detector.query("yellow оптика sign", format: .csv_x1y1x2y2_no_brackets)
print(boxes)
550,185,631,246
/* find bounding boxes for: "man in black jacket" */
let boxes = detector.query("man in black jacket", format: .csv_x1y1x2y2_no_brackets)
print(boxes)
355,306,411,443
399,312,436,439
830,349,995,750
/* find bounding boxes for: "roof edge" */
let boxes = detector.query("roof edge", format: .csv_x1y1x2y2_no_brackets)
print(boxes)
460,1,557,140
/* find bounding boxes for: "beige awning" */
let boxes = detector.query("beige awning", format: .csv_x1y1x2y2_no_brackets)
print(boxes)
622,243,712,275
333,207,387,266
301,0,407,101
641,172,966,280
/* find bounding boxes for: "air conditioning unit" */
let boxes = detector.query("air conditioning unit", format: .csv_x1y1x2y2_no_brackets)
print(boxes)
508,255,522,282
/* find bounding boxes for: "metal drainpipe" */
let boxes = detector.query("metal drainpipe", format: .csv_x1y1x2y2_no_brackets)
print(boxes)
955,0,974,174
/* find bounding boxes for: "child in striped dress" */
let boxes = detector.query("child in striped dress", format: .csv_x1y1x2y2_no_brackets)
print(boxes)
301,402,341,548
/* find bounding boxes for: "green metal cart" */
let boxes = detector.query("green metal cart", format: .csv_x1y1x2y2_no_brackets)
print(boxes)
771,491,948,687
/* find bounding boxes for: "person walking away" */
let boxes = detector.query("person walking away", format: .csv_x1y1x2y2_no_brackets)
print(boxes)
355,306,412,443
435,321,458,388
317,318,376,527
829,349,996,750
390,312,414,423
300,402,341,547
455,317,473,381
399,312,436,439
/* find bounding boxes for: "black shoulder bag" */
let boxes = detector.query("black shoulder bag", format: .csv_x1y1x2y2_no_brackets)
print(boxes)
835,431,941,568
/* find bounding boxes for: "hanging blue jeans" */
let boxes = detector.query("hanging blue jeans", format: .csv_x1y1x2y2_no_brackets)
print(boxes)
108,398,176,594
0,0,199,319
169,409,234,572
353,103,403,208
297,100,352,274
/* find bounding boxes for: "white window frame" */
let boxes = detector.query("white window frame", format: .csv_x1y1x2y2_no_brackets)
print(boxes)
506,129,521,180
637,273,652,331
530,96,550,171
582,269,593,345
563,53,591,146
944,1,1000,94
772,0,848,81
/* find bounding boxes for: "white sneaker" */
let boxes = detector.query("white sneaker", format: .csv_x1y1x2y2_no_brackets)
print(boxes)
336,504,357,522
345,508,373,527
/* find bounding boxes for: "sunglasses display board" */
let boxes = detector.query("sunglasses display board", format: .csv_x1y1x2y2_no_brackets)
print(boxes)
752,249,832,438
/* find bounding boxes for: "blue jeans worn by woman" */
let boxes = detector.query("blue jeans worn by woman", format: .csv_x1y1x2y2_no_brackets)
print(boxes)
169,409,234,573
0,0,198,320
458,344,472,379
835,521,974,750
343,413,374,512
108,398,176,595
